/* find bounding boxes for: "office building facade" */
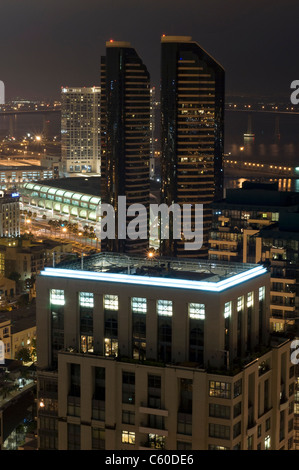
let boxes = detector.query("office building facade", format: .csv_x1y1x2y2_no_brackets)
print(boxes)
36,254,295,450
160,36,225,258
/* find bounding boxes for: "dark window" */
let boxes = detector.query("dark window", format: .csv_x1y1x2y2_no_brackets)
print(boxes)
148,375,161,408
122,372,135,404
68,424,80,450
69,363,80,397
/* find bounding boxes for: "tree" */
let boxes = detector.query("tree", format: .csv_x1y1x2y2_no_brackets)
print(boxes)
15,347,32,363
30,338,37,362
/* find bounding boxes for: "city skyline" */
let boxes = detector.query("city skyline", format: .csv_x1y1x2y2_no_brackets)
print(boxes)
1,0,299,101
1,0,299,453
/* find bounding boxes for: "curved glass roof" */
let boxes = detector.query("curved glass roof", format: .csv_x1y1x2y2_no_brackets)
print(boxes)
23,182,101,207
90,196,101,204
48,188,57,195
64,191,74,199
81,195,92,202
72,193,82,200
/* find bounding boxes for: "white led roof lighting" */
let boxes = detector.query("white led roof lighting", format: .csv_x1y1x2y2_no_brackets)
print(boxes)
40,265,267,292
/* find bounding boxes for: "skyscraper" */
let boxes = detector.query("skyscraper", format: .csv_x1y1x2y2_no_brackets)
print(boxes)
61,87,101,175
100,41,151,254
160,36,225,258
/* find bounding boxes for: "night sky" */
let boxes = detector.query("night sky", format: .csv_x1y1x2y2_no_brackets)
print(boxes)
1,0,299,101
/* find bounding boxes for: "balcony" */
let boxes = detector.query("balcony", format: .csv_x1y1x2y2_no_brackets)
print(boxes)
139,437,166,450
271,260,287,267
208,238,238,246
271,303,295,312
208,249,238,256
271,277,296,284
270,290,296,298
248,218,272,226
139,403,168,417
139,425,168,437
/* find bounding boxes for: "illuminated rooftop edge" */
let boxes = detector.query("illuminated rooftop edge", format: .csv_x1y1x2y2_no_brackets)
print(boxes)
40,265,268,292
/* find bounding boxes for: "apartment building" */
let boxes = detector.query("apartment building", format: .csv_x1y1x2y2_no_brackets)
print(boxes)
0,307,36,360
36,253,295,450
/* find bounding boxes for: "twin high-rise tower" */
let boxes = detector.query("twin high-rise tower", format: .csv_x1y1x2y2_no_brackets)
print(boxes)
71,36,225,257
160,36,225,257
100,41,151,254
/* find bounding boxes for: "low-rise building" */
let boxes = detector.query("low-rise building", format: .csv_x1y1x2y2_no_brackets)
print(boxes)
0,307,36,360
0,237,73,281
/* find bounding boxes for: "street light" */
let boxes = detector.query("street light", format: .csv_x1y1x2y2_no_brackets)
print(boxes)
147,249,156,259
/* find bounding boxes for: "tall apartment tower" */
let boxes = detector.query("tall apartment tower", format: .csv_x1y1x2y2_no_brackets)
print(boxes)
160,36,225,258
100,41,151,254
61,87,101,175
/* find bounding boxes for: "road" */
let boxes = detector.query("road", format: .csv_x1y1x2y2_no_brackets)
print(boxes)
20,215,101,254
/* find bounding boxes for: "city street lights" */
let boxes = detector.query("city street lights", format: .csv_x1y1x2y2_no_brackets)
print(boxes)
25,218,31,234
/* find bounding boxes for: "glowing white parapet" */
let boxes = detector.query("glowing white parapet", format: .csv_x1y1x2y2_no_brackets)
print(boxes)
40,265,268,293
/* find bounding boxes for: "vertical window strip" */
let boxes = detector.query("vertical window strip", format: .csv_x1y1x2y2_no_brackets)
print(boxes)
79,292,94,308
131,297,147,314
237,296,244,312
50,289,65,306
157,300,173,317
247,292,254,308
188,303,205,320
224,301,232,319
104,294,118,310
259,286,265,302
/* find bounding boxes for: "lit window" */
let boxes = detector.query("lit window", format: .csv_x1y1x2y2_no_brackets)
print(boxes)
209,381,231,399
121,431,135,445
157,300,173,317
104,295,118,311
247,292,254,308
237,296,244,312
188,303,205,320
224,302,231,319
79,292,94,308
50,289,65,306
259,286,265,302
131,297,147,314
265,435,271,450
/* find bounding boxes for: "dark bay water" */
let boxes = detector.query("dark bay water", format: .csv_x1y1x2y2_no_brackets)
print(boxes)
224,110,299,167
1,109,299,192
0,113,61,140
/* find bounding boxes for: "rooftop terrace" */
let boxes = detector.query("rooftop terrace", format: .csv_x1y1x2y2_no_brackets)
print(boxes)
40,252,268,292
